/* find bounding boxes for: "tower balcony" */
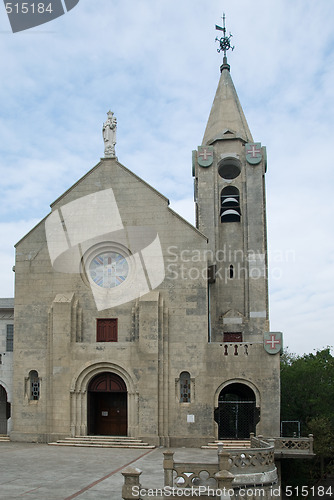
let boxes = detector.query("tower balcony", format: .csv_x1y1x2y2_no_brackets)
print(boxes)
218,341,260,356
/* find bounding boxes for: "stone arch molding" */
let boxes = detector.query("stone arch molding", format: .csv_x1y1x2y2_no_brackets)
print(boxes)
0,380,11,399
214,378,261,407
69,362,138,438
213,378,261,440
70,361,135,394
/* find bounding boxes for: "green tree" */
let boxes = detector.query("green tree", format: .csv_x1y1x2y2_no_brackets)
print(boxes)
280,348,334,487
307,416,334,478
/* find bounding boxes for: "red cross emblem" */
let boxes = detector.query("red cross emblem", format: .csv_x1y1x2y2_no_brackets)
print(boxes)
199,148,213,161
197,146,214,168
265,334,280,349
263,332,282,354
248,145,261,158
246,142,262,165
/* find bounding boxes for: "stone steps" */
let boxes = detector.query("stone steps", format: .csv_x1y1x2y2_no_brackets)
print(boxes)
201,439,251,449
48,435,155,449
0,435,10,442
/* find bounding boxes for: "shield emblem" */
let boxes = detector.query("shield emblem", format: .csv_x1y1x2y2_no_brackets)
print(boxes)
264,332,283,355
198,146,214,167
246,143,262,165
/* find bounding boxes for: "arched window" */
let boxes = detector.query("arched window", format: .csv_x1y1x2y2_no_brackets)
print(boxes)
29,370,40,401
6,324,13,352
220,187,241,222
180,372,191,403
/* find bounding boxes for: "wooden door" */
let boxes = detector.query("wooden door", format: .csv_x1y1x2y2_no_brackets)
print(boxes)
87,373,127,436
94,392,127,435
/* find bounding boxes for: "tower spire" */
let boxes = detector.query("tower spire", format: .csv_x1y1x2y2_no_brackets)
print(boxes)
202,15,252,145
215,13,234,72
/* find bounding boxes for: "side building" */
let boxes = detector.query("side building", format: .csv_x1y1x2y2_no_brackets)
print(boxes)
0,298,14,436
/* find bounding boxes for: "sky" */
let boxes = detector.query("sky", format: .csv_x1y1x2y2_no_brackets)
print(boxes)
0,0,333,355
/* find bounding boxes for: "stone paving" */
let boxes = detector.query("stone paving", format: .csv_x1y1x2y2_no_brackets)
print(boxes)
0,442,217,500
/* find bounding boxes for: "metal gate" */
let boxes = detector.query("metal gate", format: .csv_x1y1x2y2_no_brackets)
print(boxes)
216,400,256,439
0,386,7,435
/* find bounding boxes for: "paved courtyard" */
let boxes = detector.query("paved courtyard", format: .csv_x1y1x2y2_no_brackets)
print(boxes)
0,442,217,500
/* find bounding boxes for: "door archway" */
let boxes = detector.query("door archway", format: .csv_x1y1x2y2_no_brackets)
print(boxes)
0,385,8,435
87,372,127,436
215,383,258,439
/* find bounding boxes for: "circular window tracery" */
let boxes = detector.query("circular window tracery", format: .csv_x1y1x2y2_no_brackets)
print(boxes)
88,251,129,289
81,243,133,291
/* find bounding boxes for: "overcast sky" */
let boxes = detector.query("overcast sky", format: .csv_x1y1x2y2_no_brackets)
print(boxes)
0,0,333,355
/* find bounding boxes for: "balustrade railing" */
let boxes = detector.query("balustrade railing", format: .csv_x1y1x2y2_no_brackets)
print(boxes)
221,342,251,356
163,444,277,490
121,436,314,498
274,435,314,455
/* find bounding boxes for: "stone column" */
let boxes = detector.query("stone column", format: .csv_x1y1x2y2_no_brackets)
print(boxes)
163,450,174,487
215,469,235,500
217,450,234,499
121,467,142,500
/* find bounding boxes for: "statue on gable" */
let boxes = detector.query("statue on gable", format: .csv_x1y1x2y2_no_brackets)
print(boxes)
103,111,117,158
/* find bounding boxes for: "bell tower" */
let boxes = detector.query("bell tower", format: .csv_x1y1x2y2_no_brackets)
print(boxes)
194,16,269,344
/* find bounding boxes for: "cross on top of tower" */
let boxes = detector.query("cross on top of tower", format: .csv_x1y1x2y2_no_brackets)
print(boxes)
215,13,234,72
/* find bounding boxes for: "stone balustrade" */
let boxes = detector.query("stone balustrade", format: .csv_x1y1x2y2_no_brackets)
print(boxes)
164,445,277,490
164,453,219,488
121,436,314,498
227,448,275,475
273,434,314,457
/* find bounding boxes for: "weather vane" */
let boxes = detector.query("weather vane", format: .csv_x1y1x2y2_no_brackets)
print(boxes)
215,13,234,61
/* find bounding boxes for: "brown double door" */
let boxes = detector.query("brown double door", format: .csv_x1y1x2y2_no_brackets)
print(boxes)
88,372,127,436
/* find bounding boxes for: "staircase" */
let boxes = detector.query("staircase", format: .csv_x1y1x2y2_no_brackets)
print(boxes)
48,435,155,449
202,439,251,449
0,435,10,442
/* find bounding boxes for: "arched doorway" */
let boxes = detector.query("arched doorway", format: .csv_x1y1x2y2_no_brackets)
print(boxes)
215,383,258,439
0,385,9,435
87,372,127,436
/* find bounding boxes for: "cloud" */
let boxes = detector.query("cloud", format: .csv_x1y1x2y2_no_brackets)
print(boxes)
0,0,333,354
0,220,40,296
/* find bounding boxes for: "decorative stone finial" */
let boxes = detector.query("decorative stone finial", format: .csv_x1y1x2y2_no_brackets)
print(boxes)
102,110,117,158
215,13,234,72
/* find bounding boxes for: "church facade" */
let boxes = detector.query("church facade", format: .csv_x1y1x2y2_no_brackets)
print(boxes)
10,54,281,447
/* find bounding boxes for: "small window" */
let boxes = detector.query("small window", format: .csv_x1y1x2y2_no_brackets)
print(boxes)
223,332,243,342
29,370,40,401
6,324,13,352
180,371,191,403
229,265,234,279
0,354,2,365
220,187,241,223
97,319,118,342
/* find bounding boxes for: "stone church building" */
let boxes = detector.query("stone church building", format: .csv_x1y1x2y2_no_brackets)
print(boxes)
10,51,282,447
